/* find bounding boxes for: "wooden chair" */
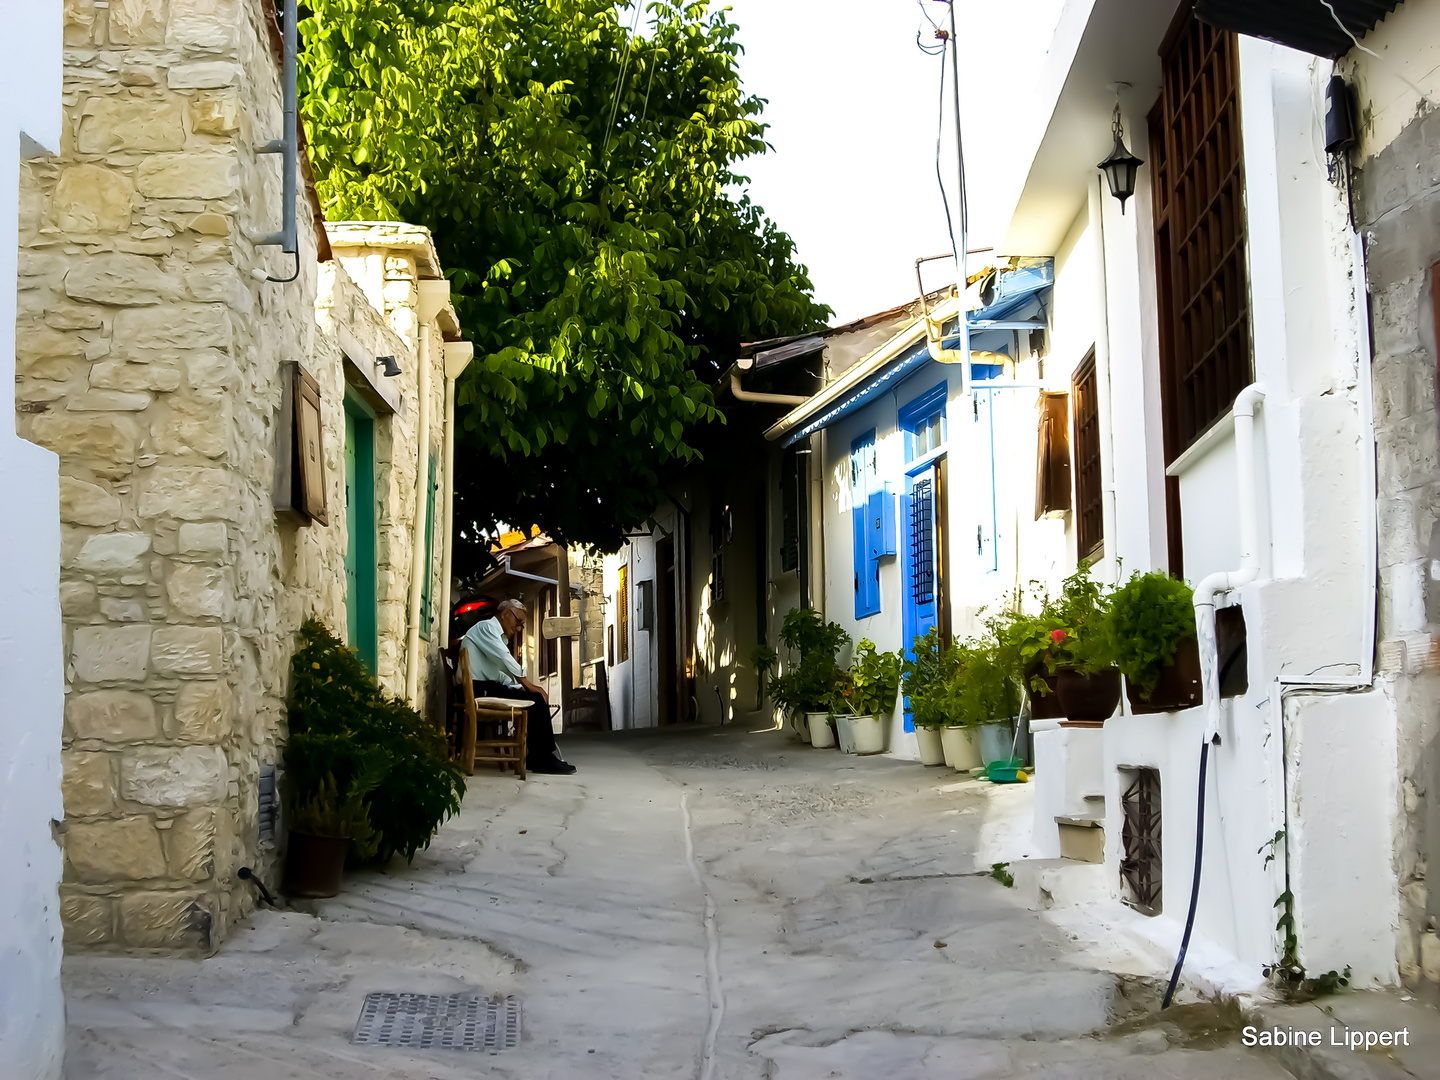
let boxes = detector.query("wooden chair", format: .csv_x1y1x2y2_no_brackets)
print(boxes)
453,648,528,780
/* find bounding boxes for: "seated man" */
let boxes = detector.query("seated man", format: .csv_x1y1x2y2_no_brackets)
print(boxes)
460,598,576,775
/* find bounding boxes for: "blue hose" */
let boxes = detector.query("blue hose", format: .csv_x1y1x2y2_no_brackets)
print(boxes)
1162,739,1210,1008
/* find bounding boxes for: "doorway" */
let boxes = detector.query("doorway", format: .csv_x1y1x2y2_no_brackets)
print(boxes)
657,537,678,724
344,392,378,673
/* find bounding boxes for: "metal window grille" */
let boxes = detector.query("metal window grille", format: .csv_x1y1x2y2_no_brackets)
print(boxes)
1072,352,1104,560
1151,12,1251,461
909,478,935,606
1119,768,1162,916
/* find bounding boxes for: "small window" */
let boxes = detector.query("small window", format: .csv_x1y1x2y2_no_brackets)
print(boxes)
607,623,615,667
780,449,801,574
900,384,948,464
1034,391,1072,520
1072,351,1103,560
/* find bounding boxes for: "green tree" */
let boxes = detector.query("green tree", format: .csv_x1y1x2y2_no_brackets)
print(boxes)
299,0,829,553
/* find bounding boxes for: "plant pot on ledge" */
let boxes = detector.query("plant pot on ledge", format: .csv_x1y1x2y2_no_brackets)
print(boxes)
1126,636,1202,714
1056,668,1121,727
283,831,349,899
1026,666,1065,720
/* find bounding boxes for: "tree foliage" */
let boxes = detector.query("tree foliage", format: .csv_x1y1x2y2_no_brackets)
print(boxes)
299,0,830,552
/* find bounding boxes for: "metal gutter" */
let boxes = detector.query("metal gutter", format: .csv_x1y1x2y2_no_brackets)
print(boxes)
763,298,961,445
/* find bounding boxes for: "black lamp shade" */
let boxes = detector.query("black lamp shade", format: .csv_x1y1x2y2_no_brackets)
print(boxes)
1098,134,1144,214
378,355,402,377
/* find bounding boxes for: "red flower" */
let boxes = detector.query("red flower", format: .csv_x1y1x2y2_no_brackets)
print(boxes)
1050,628,1067,643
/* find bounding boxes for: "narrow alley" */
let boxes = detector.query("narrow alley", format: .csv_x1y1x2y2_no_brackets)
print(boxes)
65,726,1292,1080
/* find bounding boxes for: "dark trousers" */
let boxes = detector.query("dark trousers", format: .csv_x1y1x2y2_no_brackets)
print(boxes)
473,681,560,765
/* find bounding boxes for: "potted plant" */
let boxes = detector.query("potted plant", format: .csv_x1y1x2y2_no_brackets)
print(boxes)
990,592,1066,720
283,619,466,898
283,770,381,898
770,608,849,748
1104,569,1200,713
840,639,902,755
944,634,1021,771
1043,563,1121,726
903,627,950,765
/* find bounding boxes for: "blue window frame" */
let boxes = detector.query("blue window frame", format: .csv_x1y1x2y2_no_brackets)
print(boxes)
899,382,948,464
898,383,950,732
850,430,880,618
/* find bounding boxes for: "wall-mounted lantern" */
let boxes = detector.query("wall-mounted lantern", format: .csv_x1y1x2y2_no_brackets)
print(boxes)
1098,101,1144,214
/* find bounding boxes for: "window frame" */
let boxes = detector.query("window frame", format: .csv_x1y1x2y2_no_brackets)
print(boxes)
1072,349,1104,562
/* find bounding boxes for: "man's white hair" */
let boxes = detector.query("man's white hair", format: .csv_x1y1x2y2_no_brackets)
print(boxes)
498,598,525,615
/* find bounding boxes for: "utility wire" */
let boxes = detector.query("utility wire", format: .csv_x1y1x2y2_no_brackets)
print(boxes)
934,47,958,270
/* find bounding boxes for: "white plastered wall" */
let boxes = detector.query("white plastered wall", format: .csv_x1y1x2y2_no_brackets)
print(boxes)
0,3,65,1077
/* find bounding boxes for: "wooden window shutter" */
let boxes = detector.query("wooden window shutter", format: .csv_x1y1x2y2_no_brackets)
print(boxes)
1072,351,1103,560
275,362,328,525
1151,10,1252,462
1034,391,1072,520
294,366,329,525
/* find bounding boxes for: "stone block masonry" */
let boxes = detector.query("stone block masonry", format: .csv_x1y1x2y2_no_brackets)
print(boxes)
17,0,458,953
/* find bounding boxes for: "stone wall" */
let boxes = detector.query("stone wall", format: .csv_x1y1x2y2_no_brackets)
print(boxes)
1355,105,1440,988
17,0,456,953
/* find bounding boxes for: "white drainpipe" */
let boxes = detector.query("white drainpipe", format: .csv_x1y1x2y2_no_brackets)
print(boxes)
438,341,474,647
1192,382,1266,743
405,279,452,705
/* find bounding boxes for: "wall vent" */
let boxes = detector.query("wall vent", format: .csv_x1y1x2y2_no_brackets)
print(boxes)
257,764,279,845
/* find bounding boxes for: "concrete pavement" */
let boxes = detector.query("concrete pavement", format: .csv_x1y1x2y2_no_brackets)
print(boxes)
65,722,1298,1078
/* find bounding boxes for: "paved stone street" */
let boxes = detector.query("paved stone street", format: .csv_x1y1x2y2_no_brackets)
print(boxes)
65,724,1295,1079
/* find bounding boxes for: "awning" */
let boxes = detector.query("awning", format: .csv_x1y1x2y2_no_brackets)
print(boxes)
1193,0,1401,58
765,260,1053,447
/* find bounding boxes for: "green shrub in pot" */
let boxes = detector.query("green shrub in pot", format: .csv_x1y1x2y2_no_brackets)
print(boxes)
840,639,902,717
944,634,1020,728
769,608,849,718
1103,570,1196,699
1035,561,1117,675
287,771,382,860
902,627,955,729
286,619,466,864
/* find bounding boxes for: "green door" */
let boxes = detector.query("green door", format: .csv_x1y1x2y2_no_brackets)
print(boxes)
344,394,378,672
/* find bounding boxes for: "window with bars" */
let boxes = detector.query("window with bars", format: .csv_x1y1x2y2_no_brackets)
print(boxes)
908,477,935,606
1072,351,1104,560
1120,768,1162,916
1149,10,1252,463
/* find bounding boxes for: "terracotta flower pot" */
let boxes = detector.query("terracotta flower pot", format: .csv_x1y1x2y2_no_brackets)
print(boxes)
1055,668,1121,726
1126,636,1203,714
1026,665,1065,720
283,831,349,899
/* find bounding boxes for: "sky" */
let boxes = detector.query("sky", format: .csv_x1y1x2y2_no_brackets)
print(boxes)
715,1,1064,325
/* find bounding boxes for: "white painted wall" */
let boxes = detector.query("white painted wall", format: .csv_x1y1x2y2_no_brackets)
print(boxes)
0,3,65,1077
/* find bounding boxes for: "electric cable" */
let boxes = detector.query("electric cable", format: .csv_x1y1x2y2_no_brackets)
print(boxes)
1162,739,1210,1008
933,47,958,270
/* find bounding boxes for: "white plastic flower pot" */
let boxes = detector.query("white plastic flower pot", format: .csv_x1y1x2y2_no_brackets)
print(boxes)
835,713,856,754
850,714,885,755
915,726,946,765
793,712,811,743
807,712,835,748
940,726,981,772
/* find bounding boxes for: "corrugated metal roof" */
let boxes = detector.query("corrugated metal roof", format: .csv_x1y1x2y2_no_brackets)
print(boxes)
1193,0,1401,59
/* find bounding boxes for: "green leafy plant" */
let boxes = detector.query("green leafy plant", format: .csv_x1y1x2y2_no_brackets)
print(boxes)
750,642,779,708
1046,561,1116,674
902,627,955,729
990,862,1015,888
988,589,1065,700
769,608,849,716
942,636,1020,728
1103,570,1196,699
839,639,902,717
286,619,466,863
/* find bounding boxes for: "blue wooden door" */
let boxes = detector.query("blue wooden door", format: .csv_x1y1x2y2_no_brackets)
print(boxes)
850,431,880,619
901,463,941,732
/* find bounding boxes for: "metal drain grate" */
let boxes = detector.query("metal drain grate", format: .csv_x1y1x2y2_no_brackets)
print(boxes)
350,992,521,1052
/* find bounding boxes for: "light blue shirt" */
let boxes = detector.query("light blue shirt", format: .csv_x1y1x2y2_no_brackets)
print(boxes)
460,617,526,688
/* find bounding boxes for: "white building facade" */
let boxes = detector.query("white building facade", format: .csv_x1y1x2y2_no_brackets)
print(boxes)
0,4,66,1077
